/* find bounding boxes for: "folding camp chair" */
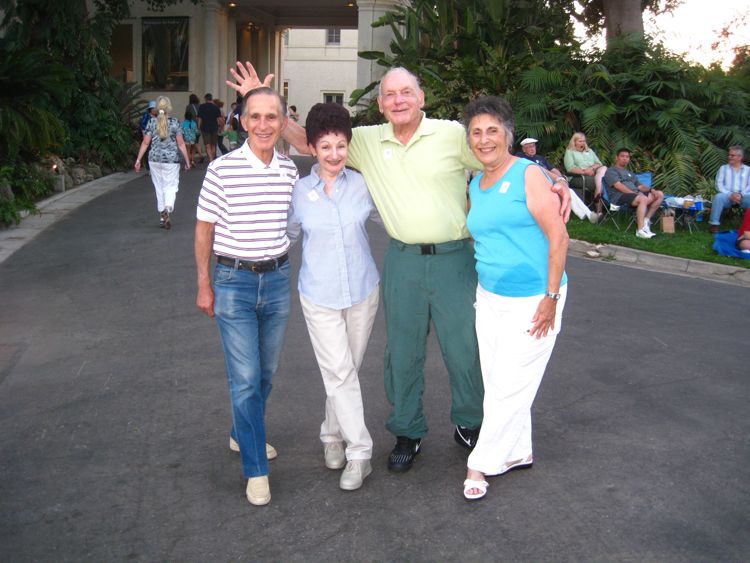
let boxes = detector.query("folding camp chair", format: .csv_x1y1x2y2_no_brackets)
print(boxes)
599,178,636,231
597,171,653,231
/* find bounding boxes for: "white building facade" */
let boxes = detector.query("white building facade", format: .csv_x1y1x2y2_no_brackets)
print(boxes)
109,0,403,116
280,28,359,123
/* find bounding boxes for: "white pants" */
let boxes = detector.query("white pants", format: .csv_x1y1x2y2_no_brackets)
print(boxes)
467,284,567,476
299,285,379,460
149,161,180,213
571,190,591,220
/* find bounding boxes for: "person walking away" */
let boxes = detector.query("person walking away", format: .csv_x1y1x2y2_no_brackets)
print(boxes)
214,99,230,155
197,93,222,162
181,111,199,167
134,96,191,229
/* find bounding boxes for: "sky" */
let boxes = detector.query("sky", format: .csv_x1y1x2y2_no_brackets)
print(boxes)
646,0,750,68
577,0,750,69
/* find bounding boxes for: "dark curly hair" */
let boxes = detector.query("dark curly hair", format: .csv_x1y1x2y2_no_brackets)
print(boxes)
305,103,352,146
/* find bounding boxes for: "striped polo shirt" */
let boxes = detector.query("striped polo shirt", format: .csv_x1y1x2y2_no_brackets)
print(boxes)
196,143,298,260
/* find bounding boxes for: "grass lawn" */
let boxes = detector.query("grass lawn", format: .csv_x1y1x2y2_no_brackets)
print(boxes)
565,213,750,270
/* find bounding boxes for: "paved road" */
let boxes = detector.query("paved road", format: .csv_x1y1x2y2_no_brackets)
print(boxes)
1,161,748,561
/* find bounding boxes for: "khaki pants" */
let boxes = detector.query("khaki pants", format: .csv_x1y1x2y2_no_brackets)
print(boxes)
300,286,379,460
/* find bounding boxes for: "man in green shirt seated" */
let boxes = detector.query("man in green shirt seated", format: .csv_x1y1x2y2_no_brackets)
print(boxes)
228,63,571,473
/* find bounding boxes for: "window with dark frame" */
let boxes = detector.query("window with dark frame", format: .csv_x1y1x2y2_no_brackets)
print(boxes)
142,17,189,91
324,93,344,105
326,28,341,45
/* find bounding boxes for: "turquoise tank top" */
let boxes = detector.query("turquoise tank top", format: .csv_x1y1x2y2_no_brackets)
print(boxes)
467,158,567,297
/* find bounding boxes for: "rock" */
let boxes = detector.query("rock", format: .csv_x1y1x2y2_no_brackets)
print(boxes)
84,163,102,179
64,172,74,189
70,166,87,186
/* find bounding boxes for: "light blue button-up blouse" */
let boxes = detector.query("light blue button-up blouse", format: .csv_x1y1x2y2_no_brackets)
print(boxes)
287,165,380,310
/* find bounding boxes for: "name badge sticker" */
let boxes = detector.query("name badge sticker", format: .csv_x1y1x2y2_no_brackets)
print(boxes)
498,181,511,194
307,190,320,202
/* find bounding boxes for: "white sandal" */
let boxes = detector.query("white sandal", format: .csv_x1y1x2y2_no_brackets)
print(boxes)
463,479,489,500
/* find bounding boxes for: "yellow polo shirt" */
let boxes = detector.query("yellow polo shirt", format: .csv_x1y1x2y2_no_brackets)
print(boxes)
347,114,481,244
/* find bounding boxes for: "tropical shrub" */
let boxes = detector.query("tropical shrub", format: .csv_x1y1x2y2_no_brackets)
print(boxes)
0,163,55,225
352,0,578,120
352,0,750,198
0,40,73,162
514,38,750,195
1,0,140,168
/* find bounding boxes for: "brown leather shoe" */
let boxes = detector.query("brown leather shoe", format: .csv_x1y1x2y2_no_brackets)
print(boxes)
709,224,719,234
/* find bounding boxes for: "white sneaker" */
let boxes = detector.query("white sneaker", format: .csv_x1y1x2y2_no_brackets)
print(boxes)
588,211,601,224
643,219,655,235
339,459,372,491
246,476,271,506
324,441,346,469
636,228,655,239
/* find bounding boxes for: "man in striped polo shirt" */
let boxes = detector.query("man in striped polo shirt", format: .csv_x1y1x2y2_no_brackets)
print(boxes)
194,87,298,506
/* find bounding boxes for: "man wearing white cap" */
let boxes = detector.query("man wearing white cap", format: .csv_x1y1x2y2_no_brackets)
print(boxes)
517,138,600,224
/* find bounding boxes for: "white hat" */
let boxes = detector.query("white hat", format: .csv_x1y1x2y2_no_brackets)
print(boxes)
520,137,538,146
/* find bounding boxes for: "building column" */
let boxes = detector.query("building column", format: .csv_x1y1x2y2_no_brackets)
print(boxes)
356,0,405,99
202,0,222,98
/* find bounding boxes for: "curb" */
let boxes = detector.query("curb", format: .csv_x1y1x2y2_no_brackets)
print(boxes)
568,239,750,288
0,172,137,265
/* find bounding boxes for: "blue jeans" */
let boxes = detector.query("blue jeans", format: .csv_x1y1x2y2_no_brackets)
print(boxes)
213,261,291,478
709,193,750,225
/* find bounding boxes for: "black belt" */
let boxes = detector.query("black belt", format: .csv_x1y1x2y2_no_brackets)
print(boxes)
391,239,470,255
216,253,288,273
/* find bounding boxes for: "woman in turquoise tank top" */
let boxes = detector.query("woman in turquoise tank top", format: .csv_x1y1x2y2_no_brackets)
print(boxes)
461,96,569,501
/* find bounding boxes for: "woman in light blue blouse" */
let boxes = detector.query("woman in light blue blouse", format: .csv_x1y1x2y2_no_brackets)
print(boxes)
287,103,380,491
461,96,569,501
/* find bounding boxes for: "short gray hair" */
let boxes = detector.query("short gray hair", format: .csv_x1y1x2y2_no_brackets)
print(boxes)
242,87,285,117
729,146,744,157
377,67,421,97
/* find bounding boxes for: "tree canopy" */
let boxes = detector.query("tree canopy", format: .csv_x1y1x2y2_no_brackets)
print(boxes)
352,0,750,196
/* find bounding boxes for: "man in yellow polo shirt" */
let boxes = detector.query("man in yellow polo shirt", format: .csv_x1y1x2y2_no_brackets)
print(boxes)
228,64,570,473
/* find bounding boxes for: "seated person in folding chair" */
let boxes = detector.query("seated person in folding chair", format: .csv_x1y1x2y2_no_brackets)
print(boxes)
517,138,600,224
708,146,750,234
603,148,664,239
564,132,607,206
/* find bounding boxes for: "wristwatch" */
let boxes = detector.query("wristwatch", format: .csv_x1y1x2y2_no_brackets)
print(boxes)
545,291,561,301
